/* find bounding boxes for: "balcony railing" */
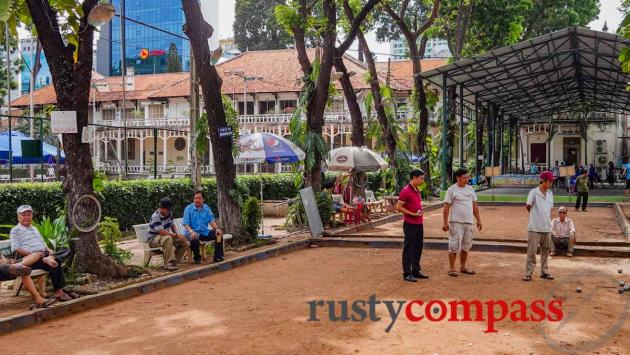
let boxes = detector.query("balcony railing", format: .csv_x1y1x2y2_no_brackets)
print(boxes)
93,110,430,128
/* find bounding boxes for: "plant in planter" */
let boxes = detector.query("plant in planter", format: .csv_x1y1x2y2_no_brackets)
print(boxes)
33,214,70,250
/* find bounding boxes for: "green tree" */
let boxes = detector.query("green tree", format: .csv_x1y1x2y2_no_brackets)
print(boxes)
0,34,21,107
166,42,182,72
620,0,630,76
5,0,128,277
234,0,292,51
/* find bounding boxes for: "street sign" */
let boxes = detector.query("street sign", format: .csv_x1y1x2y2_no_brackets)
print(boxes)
218,126,233,138
51,111,78,133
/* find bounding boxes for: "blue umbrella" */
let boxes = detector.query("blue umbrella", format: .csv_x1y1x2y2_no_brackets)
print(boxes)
0,131,65,164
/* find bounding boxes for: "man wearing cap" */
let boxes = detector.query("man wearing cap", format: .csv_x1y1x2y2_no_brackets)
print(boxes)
550,207,577,257
148,197,188,271
523,171,555,281
10,205,76,302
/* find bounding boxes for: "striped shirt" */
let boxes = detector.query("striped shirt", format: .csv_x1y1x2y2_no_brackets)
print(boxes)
148,210,173,241
10,224,48,253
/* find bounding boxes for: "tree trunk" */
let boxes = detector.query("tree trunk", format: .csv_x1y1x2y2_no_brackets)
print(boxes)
475,107,485,178
25,0,129,277
334,56,364,147
181,0,247,242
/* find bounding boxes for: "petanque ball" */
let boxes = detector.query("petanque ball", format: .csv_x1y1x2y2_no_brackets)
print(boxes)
619,287,625,294
621,281,626,287
625,285,630,292
576,287,582,293
619,269,623,274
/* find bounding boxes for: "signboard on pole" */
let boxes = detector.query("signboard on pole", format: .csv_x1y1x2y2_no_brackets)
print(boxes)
218,126,233,138
51,111,78,134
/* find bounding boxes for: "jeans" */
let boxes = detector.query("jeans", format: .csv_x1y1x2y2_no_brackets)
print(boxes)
402,222,423,276
190,230,224,261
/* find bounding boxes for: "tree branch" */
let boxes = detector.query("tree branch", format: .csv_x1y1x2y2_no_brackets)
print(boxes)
384,3,415,43
77,0,97,76
413,0,441,38
400,0,410,19
294,0,311,74
336,0,381,55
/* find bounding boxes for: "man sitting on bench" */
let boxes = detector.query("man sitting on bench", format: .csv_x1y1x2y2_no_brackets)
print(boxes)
0,253,55,309
182,190,224,264
148,198,188,271
10,205,77,302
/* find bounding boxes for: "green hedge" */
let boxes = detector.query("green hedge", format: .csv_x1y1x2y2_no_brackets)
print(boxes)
0,174,313,230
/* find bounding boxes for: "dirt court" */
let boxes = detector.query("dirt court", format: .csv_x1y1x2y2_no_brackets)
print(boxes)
350,205,626,244
1,247,630,354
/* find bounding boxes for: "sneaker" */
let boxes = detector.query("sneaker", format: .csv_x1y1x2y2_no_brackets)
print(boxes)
403,274,417,282
164,263,179,271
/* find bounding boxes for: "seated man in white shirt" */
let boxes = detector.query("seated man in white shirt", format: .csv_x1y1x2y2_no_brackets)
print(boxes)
550,206,577,257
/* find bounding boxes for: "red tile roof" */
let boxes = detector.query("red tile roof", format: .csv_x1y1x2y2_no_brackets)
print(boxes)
11,51,448,107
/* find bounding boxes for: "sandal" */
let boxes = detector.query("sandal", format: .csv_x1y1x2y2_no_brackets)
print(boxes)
448,271,458,277
55,293,72,302
460,268,476,275
522,276,532,281
30,298,56,310
540,273,555,280
66,291,81,299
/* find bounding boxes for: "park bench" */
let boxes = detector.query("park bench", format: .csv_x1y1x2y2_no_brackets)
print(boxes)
133,218,232,266
365,190,386,214
0,239,48,297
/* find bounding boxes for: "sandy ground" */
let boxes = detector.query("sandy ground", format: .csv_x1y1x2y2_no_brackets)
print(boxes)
346,206,626,244
1,247,629,355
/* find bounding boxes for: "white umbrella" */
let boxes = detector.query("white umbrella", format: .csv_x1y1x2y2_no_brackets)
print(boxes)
327,146,388,172
236,133,305,238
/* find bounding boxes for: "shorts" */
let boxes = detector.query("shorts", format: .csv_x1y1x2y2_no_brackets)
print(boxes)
626,179,630,190
448,222,474,253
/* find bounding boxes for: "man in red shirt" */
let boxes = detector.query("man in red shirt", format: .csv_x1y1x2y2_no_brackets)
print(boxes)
396,169,429,282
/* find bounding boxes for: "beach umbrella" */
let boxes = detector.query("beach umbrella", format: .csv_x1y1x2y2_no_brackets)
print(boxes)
236,132,305,238
0,131,65,164
327,146,387,172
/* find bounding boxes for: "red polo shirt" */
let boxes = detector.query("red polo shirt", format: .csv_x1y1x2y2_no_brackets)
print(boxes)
399,183,423,224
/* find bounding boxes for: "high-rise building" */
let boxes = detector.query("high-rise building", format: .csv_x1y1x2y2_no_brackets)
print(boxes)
96,0,220,76
19,37,52,95
390,38,451,60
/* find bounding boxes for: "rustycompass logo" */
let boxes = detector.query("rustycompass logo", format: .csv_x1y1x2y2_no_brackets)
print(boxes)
307,294,564,333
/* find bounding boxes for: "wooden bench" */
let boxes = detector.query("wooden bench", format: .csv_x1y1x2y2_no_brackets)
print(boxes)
133,219,233,266
365,190,386,214
0,239,48,297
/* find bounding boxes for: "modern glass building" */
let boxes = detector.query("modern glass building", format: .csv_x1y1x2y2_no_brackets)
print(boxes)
101,0,190,76
19,37,52,95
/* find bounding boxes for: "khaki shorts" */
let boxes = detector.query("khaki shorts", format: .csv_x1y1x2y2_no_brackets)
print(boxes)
448,222,474,253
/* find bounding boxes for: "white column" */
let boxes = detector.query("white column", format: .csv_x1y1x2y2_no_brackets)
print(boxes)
209,139,215,174
104,138,108,162
186,134,191,163
163,134,168,170
96,135,101,163
116,130,122,172
144,104,149,120
139,133,144,173
330,124,334,150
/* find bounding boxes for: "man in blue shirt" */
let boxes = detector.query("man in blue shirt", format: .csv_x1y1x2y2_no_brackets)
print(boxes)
182,190,224,264
623,157,630,196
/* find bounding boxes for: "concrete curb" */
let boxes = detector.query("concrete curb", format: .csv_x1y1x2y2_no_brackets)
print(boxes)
311,237,630,258
613,202,630,239
0,239,310,336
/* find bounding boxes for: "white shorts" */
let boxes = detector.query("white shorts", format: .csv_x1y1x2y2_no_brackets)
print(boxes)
448,222,474,253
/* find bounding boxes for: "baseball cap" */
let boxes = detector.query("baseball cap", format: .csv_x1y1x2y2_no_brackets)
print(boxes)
540,171,554,182
558,206,567,212
17,205,33,214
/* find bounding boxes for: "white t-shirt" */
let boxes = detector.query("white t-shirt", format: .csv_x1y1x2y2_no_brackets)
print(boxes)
444,184,478,224
526,187,554,233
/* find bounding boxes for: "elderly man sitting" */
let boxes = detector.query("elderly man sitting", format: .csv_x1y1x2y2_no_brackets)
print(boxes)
0,253,56,308
148,197,188,271
10,205,78,302
550,206,577,257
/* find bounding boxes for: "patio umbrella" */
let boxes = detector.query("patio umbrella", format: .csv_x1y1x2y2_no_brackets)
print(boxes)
0,131,65,164
327,146,387,173
236,132,305,238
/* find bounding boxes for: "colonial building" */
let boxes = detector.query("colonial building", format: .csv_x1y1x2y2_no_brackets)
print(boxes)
10,49,446,177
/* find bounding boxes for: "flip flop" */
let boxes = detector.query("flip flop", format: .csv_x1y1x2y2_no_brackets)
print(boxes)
66,291,81,299
30,298,56,310
448,271,458,277
56,293,72,302
460,269,476,275
522,276,532,281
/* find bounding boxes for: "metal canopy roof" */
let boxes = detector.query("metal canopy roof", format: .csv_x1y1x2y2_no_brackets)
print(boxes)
420,27,630,121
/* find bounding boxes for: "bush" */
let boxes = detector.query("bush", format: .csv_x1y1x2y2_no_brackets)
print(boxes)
98,217,132,265
0,174,325,230
242,196,262,240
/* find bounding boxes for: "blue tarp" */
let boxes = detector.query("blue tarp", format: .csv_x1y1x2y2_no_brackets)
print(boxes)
0,131,65,164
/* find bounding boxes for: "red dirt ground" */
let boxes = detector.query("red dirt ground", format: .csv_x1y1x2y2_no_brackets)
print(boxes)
346,206,627,244
1,247,629,354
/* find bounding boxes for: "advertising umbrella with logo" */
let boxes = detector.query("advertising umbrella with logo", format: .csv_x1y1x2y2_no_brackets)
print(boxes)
236,132,305,238
327,146,387,172
0,131,65,164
